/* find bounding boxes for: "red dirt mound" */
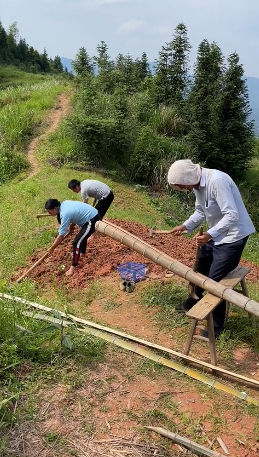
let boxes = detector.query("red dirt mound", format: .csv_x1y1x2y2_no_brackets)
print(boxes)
16,219,259,288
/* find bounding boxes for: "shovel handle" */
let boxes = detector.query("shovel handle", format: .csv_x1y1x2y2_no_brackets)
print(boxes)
36,214,51,219
193,226,203,272
16,232,70,283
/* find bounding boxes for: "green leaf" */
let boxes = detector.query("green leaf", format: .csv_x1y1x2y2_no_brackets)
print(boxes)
61,334,73,350
39,324,61,334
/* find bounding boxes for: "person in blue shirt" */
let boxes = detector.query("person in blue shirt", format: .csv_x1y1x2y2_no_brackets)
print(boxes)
45,199,100,277
167,159,255,337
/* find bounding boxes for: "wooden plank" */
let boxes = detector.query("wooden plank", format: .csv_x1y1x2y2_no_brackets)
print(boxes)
186,267,250,320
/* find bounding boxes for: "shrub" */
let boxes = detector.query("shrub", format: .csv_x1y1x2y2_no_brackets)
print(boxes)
240,182,259,231
150,105,184,138
66,114,118,166
129,126,192,186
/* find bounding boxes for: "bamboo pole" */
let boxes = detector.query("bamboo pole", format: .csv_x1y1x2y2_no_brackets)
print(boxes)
16,232,70,283
145,426,225,457
1,293,259,387
20,310,259,406
95,221,259,318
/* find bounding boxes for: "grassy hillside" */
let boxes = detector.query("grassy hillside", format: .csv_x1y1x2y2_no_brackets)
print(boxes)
0,65,51,88
0,82,259,457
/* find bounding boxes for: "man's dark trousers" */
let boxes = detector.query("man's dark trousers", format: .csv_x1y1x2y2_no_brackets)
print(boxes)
192,237,248,329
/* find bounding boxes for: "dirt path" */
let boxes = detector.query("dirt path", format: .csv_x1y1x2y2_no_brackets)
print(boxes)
24,93,70,180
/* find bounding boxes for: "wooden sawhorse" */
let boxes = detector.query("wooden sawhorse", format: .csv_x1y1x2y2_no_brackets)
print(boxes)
184,266,256,366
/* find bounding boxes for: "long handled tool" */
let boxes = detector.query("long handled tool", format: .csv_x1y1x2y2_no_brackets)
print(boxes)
188,226,203,299
36,213,51,219
149,227,188,237
16,232,70,283
149,228,173,236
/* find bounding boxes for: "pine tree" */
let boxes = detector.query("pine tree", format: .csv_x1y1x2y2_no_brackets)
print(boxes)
72,47,94,76
17,38,29,65
154,23,191,105
40,48,50,72
52,55,64,73
135,52,151,82
216,52,254,180
0,21,8,62
6,22,19,61
188,40,224,165
94,41,115,93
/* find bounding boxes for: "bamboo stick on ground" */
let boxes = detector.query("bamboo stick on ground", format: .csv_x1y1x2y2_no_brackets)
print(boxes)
145,426,226,457
19,311,259,405
1,293,259,387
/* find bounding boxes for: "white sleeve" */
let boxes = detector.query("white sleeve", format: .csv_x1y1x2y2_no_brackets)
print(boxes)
207,179,239,239
183,202,206,233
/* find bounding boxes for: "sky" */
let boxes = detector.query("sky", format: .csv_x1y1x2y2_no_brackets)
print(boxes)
0,0,259,77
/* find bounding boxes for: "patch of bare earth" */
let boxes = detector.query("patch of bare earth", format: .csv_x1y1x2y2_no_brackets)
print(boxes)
24,94,70,180
4,351,259,457
10,218,259,456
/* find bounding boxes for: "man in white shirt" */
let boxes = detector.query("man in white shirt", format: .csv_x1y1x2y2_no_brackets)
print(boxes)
167,159,255,337
68,179,114,219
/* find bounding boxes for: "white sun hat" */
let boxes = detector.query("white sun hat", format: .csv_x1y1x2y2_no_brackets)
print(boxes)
167,159,201,186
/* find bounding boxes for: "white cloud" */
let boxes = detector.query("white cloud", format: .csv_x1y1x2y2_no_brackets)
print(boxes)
118,20,144,33
150,26,171,35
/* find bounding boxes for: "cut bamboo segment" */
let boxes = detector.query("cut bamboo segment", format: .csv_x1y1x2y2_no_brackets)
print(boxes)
145,426,226,457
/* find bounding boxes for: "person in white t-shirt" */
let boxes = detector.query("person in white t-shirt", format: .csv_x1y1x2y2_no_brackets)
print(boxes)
68,179,114,219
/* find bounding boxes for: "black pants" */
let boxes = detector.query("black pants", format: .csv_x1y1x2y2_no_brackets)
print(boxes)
192,237,248,329
72,214,100,266
95,191,114,220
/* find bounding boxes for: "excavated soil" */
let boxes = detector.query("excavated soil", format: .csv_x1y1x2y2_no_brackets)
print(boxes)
17,218,259,288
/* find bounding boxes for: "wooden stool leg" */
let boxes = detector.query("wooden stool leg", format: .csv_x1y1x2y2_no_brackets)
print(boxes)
240,278,256,329
225,301,230,321
207,313,217,366
184,319,197,355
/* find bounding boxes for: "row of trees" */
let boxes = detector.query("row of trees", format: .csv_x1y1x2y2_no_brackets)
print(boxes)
0,21,65,74
68,23,253,183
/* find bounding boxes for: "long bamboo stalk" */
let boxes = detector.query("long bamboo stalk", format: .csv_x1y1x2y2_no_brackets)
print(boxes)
21,310,259,406
1,293,259,387
95,221,259,318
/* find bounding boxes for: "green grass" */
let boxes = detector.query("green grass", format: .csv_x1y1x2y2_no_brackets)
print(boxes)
0,80,68,184
0,65,50,88
1,82,259,455
140,282,188,331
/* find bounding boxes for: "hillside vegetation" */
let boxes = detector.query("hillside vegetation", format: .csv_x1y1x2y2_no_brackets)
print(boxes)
1,22,259,457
